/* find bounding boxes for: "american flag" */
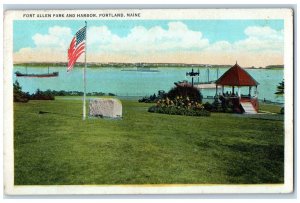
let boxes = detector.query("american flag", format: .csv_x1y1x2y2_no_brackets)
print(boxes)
67,26,86,71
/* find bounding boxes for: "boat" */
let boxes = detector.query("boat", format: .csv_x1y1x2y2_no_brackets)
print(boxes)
15,66,59,78
175,65,221,89
121,64,159,72
194,82,219,89
174,80,192,87
174,80,220,89
136,66,159,72
15,71,59,78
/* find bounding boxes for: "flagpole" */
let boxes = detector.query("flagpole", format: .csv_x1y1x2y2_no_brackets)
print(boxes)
83,21,87,120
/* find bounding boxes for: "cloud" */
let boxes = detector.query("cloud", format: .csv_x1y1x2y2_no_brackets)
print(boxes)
87,26,121,52
14,23,284,66
32,26,72,50
235,26,283,52
244,26,283,40
15,26,73,62
87,22,209,53
205,41,233,52
206,26,284,53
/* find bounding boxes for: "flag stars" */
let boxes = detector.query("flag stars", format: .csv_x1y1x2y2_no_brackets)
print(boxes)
76,26,86,46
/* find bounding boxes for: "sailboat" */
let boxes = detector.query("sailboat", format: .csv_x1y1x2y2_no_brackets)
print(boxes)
15,66,59,78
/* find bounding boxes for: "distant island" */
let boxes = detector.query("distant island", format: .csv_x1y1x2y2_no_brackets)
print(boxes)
264,65,284,69
13,62,284,69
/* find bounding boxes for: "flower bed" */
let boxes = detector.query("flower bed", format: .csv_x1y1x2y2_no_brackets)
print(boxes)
148,96,210,117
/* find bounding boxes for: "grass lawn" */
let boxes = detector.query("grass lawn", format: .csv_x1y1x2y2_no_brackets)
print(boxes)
14,98,284,185
259,103,283,114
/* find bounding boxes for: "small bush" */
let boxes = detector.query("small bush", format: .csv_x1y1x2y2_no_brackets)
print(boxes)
139,90,166,103
167,86,202,103
280,107,284,114
148,105,157,113
203,102,213,111
207,96,234,113
30,89,55,100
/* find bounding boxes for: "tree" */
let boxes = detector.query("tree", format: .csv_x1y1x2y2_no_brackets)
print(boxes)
13,80,29,102
274,80,284,114
275,80,284,96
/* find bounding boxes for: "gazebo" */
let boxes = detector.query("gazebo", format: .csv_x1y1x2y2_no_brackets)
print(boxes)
215,62,259,114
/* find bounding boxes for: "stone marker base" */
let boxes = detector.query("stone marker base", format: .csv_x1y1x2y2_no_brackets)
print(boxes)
89,98,122,119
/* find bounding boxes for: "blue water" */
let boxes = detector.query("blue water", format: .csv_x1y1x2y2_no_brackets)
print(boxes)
13,66,284,103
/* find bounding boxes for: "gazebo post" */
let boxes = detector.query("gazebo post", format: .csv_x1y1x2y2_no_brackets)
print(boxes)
255,85,258,97
222,86,224,94
215,84,218,96
249,86,252,96
238,86,241,98
232,86,234,95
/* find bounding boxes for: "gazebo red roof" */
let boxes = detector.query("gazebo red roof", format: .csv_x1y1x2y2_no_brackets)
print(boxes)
216,63,259,86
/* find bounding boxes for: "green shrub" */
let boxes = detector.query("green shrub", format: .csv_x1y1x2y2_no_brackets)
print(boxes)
210,96,233,112
148,105,157,113
167,86,202,103
280,107,284,114
139,90,167,103
30,89,55,100
203,102,213,111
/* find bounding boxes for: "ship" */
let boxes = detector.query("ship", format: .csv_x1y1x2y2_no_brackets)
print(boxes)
15,71,59,78
15,66,59,78
121,63,159,72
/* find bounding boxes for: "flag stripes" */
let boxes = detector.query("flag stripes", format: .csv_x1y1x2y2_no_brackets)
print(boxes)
67,26,86,71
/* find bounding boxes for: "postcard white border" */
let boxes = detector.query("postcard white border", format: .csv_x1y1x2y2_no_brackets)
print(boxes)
3,9,294,195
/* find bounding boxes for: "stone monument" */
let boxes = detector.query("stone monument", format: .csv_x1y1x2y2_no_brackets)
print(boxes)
89,98,122,119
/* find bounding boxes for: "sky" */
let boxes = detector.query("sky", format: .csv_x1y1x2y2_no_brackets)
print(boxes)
13,20,284,67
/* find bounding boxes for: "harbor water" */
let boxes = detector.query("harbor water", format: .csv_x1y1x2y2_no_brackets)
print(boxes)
13,66,284,103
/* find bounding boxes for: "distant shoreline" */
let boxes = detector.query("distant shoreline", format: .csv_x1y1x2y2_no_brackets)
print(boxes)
13,62,284,69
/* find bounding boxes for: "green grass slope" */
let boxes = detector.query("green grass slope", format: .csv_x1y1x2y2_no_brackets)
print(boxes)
14,99,284,185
